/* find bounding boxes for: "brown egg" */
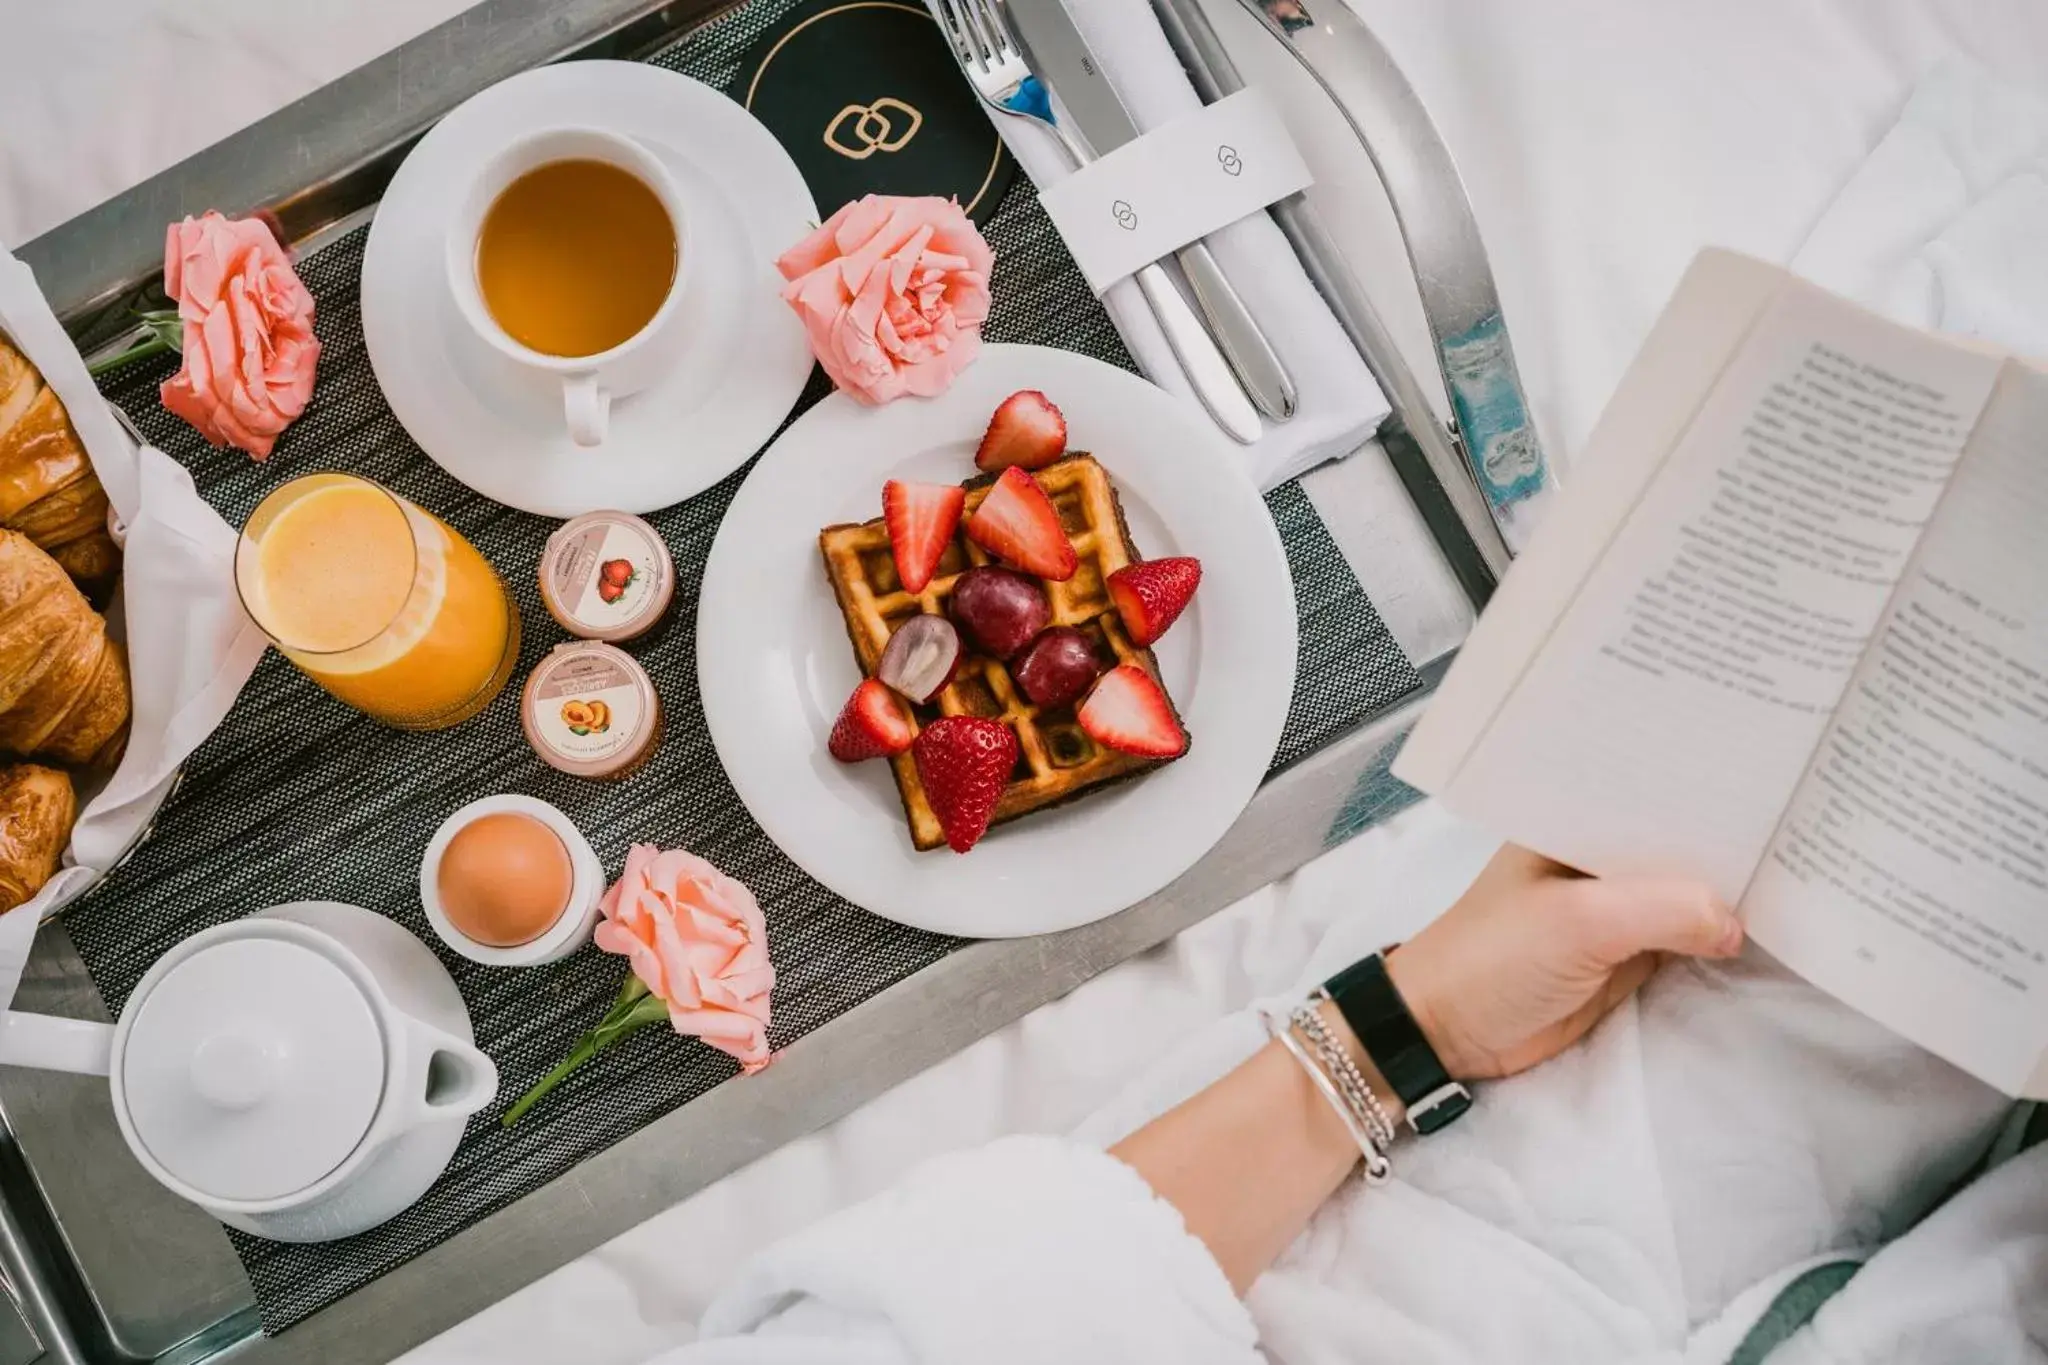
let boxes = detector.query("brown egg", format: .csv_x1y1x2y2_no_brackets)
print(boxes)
437,812,573,948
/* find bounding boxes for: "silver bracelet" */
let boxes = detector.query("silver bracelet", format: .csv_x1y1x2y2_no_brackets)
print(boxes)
1260,1006,1392,1183
1294,995,1398,1152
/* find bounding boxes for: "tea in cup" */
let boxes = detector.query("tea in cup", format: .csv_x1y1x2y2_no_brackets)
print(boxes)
447,127,687,447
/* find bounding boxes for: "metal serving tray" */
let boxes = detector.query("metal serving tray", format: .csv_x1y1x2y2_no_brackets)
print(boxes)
2,2,1474,1359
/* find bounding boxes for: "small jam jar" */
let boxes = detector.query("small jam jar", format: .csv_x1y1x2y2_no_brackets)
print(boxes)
537,510,676,643
520,641,663,780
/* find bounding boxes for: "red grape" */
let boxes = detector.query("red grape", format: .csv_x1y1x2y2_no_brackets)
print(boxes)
1013,627,1101,708
949,567,1049,660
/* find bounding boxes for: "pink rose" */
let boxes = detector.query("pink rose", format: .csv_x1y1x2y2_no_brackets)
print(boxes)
593,845,775,1073
776,194,993,405
159,211,321,460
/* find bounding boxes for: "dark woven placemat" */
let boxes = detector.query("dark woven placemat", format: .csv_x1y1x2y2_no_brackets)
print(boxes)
69,0,1419,1334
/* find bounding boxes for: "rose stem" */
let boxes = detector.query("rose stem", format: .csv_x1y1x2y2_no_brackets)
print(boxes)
501,975,669,1127
86,334,171,377
86,310,184,377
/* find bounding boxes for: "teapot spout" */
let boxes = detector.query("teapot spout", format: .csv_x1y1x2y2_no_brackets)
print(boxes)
0,1011,115,1076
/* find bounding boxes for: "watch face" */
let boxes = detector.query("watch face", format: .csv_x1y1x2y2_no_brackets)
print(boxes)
730,0,1018,227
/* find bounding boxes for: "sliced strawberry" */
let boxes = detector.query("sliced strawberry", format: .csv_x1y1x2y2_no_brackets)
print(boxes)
965,467,1078,581
912,716,1018,853
974,390,1068,472
883,479,966,595
1079,665,1186,758
1108,557,1202,646
828,678,914,762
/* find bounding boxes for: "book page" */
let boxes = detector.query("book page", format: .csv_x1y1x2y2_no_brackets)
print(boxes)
1402,268,2004,903
1747,362,2048,1096
1398,250,1786,794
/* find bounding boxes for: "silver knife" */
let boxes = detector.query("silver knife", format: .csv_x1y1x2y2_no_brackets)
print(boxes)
1001,0,1298,426
1225,0,1550,560
1149,0,1512,597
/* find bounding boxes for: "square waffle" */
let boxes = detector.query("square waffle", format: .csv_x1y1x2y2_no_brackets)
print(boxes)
820,455,1184,851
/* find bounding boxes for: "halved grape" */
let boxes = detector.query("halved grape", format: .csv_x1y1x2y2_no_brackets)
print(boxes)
878,614,962,703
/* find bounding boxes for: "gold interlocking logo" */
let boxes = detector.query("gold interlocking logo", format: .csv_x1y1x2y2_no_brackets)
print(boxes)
824,97,924,160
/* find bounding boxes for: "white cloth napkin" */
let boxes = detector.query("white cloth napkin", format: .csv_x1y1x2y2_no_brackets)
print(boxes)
977,0,1391,489
0,245,268,945
1793,60,2048,357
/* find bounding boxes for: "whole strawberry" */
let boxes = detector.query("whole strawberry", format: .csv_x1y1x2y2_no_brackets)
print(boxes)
912,716,1018,853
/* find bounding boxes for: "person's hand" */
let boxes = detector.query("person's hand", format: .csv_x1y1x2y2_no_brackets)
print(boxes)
1384,845,1743,1081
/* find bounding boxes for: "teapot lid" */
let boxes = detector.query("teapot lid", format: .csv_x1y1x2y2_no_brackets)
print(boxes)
120,934,385,1203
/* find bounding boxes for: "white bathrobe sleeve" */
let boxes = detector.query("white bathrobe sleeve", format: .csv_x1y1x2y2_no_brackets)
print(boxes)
1757,1141,2048,1364
648,1135,1260,1365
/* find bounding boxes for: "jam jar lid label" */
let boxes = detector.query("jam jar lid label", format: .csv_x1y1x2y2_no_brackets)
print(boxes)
530,651,649,764
549,519,659,627
541,513,673,640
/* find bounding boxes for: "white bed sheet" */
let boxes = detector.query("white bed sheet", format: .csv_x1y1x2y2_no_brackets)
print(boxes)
0,0,474,248
4,1,2047,1360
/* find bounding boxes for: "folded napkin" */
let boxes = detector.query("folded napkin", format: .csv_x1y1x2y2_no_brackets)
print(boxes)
0,245,268,943
1793,60,2048,357
976,0,1390,489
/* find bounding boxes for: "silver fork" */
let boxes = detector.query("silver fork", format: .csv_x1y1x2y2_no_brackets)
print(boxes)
933,0,1266,445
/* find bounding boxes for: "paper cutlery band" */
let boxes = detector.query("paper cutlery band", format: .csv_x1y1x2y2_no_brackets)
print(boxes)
1037,88,1313,294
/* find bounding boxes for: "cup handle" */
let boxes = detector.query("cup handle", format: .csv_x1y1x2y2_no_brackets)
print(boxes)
564,375,609,448
398,1015,499,1126
0,1011,115,1076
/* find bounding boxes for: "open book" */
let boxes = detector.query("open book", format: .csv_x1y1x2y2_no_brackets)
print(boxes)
1395,249,2048,1098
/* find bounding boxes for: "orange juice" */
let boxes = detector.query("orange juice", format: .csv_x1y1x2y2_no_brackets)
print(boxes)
236,474,519,729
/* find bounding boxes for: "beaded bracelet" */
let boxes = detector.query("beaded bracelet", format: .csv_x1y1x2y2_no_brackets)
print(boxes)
1260,1006,1392,1183
1294,994,1398,1152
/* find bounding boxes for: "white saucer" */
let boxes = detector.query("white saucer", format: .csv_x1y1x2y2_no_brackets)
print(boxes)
698,345,1298,938
362,62,819,517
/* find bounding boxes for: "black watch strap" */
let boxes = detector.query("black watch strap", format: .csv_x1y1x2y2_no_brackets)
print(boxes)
1322,953,1471,1135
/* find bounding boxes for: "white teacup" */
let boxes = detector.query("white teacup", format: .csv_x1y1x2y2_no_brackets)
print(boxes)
446,126,688,449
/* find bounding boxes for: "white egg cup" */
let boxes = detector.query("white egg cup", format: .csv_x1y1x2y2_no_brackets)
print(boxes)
419,795,606,967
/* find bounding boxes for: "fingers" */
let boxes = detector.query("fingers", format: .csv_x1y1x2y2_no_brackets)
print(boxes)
1565,878,1744,965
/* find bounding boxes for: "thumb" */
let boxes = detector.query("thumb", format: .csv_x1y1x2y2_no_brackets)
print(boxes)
1566,878,1744,964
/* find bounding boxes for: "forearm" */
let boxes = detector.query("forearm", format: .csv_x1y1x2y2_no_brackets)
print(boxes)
683,849,1739,1358
1109,1002,1398,1295
1110,847,1748,1300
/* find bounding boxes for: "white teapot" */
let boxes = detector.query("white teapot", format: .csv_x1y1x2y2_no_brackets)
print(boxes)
0,900,497,1242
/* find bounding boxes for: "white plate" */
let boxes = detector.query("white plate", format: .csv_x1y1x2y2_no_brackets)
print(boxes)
699,345,1297,938
361,62,818,517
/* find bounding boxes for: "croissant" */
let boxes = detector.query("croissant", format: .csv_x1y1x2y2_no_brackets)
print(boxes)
0,336,121,600
0,531,129,767
0,763,73,911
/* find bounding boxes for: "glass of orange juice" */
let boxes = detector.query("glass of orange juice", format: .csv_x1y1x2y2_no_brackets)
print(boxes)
235,474,520,729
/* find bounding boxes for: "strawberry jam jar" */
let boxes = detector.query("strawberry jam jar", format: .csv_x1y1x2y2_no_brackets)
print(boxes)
537,510,675,643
